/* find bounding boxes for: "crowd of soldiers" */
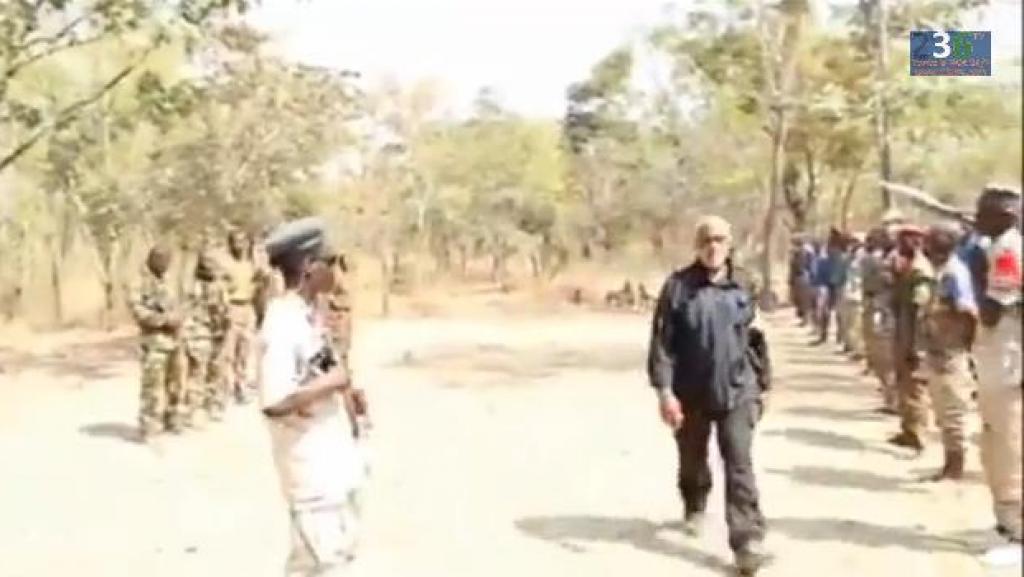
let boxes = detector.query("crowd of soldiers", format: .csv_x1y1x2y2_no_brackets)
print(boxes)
127,228,366,442
787,185,1022,555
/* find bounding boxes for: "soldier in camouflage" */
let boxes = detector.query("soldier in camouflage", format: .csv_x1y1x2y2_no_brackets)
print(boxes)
888,225,935,452
128,245,185,440
182,252,231,425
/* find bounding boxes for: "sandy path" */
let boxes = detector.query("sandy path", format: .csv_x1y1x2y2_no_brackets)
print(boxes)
0,310,1013,577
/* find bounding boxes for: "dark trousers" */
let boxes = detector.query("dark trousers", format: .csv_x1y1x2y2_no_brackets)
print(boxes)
675,400,765,551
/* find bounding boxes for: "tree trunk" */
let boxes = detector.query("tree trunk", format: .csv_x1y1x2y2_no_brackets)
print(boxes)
529,253,541,279
839,173,861,231
458,244,468,279
761,110,786,310
100,242,118,331
48,237,65,326
379,251,391,317
861,0,894,210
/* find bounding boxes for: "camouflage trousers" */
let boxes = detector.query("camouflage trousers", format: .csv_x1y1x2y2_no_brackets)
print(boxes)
975,315,1023,540
185,338,227,423
139,344,185,436
862,305,896,411
895,352,929,442
925,350,974,458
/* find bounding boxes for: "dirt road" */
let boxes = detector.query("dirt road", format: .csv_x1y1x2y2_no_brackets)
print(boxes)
0,309,1014,576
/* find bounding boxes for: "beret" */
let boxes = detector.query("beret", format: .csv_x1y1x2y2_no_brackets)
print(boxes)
264,217,330,265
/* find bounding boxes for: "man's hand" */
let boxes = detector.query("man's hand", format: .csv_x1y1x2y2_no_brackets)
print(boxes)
757,394,770,421
658,390,684,431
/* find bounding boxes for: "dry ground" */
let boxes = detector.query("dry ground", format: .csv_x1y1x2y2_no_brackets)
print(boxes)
0,306,1016,577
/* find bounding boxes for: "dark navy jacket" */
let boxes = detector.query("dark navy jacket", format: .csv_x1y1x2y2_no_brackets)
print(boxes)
647,261,760,412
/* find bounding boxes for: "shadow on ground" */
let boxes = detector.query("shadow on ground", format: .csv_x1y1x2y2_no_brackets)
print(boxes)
768,516,969,554
0,334,136,381
762,427,906,459
393,343,645,387
515,515,731,573
782,406,887,422
765,466,926,494
79,422,141,444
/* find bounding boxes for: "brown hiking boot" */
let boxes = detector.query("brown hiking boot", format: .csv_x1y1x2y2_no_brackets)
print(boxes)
928,452,965,482
887,432,924,452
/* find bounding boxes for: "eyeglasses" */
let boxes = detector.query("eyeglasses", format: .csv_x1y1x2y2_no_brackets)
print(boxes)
698,234,730,247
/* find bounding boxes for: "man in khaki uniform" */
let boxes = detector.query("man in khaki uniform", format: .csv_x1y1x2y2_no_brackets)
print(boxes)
222,230,260,404
128,245,185,439
922,224,977,481
888,225,934,452
972,186,1022,555
861,227,897,413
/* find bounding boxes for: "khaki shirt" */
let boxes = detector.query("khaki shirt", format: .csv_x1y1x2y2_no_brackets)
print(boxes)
223,258,257,304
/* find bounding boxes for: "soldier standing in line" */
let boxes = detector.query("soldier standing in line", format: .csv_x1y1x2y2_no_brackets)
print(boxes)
222,229,260,404
838,232,866,360
128,245,185,440
971,186,1022,561
887,225,934,452
813,229,848,347
182,252,231,426
921,224,977,482
861,227,898,413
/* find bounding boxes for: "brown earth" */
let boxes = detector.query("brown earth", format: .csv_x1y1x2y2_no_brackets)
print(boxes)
0,307,1016,577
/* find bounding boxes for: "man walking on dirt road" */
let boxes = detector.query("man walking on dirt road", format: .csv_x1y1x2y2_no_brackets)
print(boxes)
647,215,770,576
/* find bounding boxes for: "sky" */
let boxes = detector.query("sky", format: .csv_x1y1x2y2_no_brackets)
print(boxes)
251,0,1022,119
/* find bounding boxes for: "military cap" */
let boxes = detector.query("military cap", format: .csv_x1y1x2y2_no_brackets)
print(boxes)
894,223,925,237
264,216,333,266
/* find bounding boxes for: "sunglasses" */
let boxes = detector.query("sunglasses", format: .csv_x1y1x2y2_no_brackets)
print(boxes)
698,234,730,247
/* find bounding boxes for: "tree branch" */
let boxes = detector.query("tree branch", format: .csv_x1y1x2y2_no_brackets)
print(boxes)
3,16,95,82
0,45,155,174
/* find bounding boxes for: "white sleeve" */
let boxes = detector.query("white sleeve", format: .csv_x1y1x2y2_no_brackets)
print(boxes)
259,302,300,410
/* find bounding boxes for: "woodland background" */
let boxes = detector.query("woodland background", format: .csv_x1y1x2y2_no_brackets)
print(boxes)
0,0,1020,327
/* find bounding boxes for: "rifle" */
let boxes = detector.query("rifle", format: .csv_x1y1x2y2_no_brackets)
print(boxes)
880,181,974,225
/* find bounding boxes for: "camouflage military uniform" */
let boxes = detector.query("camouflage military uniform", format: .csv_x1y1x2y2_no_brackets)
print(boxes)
861,249,897,411
892,251,935,447
182,275,230,423
128,268,184,436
